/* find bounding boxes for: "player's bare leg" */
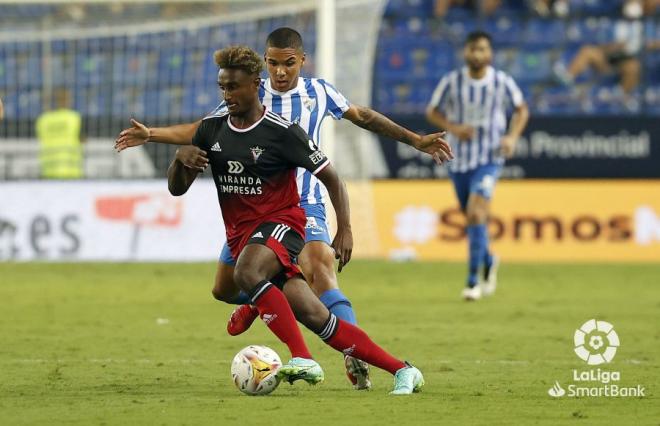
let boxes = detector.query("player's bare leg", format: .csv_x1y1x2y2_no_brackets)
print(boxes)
282,277,423,395
299,241,371,390
212,262,240,302
464,194,497,300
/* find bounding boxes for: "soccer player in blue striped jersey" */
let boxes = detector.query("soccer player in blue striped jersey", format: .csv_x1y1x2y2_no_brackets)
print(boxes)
426,31,529,301
116,27,452,389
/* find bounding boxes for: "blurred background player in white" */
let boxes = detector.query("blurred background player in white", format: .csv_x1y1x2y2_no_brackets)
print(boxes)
426,30,529,301
115,27,452,389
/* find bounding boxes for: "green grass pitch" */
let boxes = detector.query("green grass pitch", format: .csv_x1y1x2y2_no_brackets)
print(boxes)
0,261,658,425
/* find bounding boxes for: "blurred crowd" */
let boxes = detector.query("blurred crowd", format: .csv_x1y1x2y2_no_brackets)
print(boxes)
374,0,660,115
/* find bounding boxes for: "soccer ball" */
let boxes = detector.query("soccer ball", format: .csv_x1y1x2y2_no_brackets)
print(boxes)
231,345,282,395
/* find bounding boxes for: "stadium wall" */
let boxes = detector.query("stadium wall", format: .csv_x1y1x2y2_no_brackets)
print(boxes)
348,180,660,262
0,180,225,261
378,116,660,179
2,180,659,263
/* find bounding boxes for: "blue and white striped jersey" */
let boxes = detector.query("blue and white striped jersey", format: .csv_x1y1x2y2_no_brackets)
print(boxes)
206,77,350,206
427,66,524,173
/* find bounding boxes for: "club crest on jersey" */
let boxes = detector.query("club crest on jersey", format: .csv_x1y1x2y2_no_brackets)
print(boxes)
303,98,316,112
250,146,265,163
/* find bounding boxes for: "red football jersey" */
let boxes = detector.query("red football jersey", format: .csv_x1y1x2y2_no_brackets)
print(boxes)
192,109,330,257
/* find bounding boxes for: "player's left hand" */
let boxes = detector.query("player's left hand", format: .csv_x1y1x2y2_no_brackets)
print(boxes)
414,131,454,165
115,119,149,152
500,135,517,158
331,227,353,273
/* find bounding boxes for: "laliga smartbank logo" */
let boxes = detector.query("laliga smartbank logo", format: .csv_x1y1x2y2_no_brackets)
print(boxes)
573,319,619,365
548,319,646,398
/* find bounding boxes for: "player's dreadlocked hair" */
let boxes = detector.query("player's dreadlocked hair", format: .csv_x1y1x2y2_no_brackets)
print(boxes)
214,46,264,75
266,27,304,51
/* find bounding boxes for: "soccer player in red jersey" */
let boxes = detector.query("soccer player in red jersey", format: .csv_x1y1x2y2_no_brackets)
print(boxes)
168,46,423,394
118,28,452,390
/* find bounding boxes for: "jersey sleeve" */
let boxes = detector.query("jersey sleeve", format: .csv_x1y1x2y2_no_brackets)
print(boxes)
191,118,212,149
320,79,350,120
503,74,524,108
427,75,451,112
281,124,330,175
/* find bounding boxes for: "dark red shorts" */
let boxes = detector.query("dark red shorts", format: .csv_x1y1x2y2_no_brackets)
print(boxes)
235,221,305,285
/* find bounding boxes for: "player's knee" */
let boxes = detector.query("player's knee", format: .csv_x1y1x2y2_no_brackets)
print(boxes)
466,206,487,225
232,266,262,293
211,286,234,303
301,249,337,294
210,267,235,302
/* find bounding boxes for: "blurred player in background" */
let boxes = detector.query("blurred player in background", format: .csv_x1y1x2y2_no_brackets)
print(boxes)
116,27,452,389
426,30,529,301
169,45,425,394
0,96,4,121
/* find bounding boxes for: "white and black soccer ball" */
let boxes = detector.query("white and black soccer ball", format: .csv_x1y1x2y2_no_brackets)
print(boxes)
231,345,282,395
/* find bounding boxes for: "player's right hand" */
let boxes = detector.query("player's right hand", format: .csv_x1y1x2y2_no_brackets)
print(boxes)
115,119,149,152
452,124,475,141
332,227,353,273
176,146,208,171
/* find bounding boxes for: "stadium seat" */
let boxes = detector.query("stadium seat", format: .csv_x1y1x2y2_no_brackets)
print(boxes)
566,17,614,45
533,86,585,115
589,84,639,115
570,0,623,16
643,85,660,114
524,19,566,47
75,53,108,87
510,49,552,83
483,17,523,46
157,48,190,85
383,0,433,18
643,52,660,84
74,87,110,117
0,56,17,89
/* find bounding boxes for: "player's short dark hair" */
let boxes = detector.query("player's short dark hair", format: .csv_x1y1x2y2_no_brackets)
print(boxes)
266,27,304,51
465,30,492,45
214,45,264,76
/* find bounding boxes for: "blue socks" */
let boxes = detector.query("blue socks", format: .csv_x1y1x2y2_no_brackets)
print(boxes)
467,224,489,287
319,288,357,325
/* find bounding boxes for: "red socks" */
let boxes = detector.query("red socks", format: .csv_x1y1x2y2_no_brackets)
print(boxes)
251,282,312,360
325,318,406,375
249,281,405,375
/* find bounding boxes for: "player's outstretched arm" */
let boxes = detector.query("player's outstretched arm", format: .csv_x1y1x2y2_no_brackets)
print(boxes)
316,164,353,272
115,119,201,152
343,104,453,165
167,146,203,196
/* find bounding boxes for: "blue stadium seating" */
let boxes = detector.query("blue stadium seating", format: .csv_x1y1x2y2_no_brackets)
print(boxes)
524,19,566,47
0,2,657,120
